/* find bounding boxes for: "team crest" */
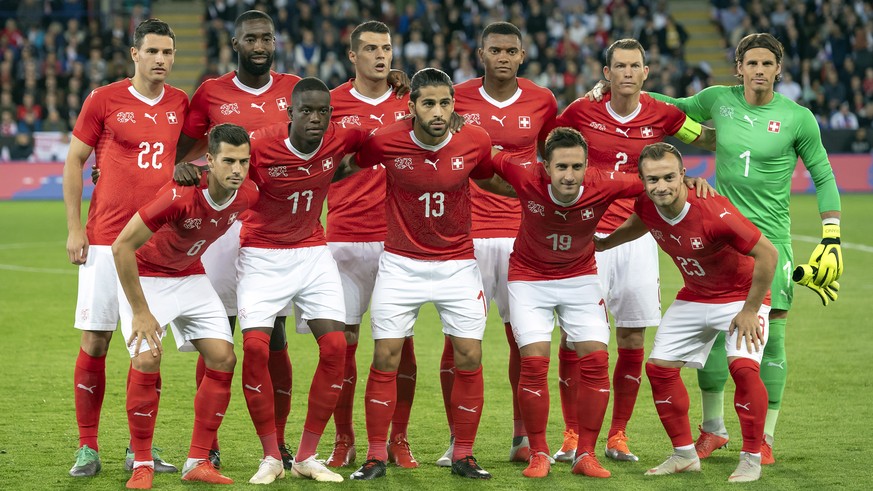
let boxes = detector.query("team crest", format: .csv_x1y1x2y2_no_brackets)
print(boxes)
339,115,361,128
641,126,653,137
166,111,178,124
220,103,240,116
691,237,704,249
651,230,664,241
589,121,607,131
268,166,288,178
394,111,406,120
322,157,334,171
276,97,288,110
768,120,781,133
462,113,481,125
527,201,545,216
394,157,413,170
719,105,734,119
518,116,531,129
116,112,136,123
581,208,595,220
451,157,464,170
183,218,202,230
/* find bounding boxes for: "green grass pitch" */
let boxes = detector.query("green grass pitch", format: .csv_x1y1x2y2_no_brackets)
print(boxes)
0,194,870,490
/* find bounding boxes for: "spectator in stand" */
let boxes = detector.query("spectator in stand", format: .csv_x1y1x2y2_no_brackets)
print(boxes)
830,102,860,130
8,132,34,161
848,128,872,154
776,71,802,102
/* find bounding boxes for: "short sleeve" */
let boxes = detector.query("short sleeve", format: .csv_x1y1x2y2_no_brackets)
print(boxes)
72,90,106,147
138,181,186,232
182,85,211,139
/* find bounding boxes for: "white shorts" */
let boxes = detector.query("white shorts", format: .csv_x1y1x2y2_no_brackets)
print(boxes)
328,241,384,324
650,300,771,369
118,275,234,357
370,252,487,340
474,237,513,323
74,245,119,331
201,219,242,315
508,275,611,348
236,246,345,331
594,232,661,327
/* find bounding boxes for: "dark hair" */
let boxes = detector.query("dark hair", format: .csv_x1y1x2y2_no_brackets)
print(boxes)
638,142,684,173
133,19,175,49
605,38,646,66
544,127,588,161
410,68,453,102
208,123,250,156
350,21,390,51
292,77,330,100
481,21,522,45
235,10,274,36
735,33,783,81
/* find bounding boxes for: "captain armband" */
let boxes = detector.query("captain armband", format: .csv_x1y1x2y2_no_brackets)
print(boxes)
674,116,702,144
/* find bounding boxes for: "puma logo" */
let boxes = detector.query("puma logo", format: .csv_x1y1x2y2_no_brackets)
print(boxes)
298,164,312,175
331,384,343,390
244,384,263,393
520,161,532,168
522,388,543,397
558,377,570,387
743,115,757,127
144,113,157,124
133,410,154,418
719,208,732,218
554,210,569,220
251,102,265,112
369,399,391,406
343,377,355,384
215,412,225,417
767,361,785,369
76,384,97,394
655,396,673,405
615,127,630,138
171,188,180,200
597,388,611,393
457,405,479,413
491,115,506,126
608,171,616,179
439,368,455,374
670,234,682,245
275,389,292,396
624,375,642,385
210,218,221,227
398,373,416,381
735,402,751,411
424,158,439,170
369,114,385,124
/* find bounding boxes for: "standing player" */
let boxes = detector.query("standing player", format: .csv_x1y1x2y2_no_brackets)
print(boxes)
324,21,417,469
642,33,842,463
549,38,715,463
112,124,259,489
63,18,188,478
237,78,368,484
348,68,497,481
595,142,776,483
439,21,557,465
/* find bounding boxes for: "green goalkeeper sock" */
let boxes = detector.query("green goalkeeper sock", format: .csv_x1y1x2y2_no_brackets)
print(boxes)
697,332,729,431
761,318,787,437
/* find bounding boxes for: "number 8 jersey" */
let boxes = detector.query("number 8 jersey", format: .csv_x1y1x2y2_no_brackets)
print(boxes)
72,79,189,245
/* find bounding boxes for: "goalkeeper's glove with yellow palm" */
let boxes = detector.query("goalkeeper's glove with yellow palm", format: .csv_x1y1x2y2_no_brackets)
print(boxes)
793,264,840,306
806,223,842,286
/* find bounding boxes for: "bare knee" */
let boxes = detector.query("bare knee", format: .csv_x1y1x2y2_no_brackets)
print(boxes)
131,352,162,373
344,324,360,345
451,337,482,371
616,327,645,350
80,330,113,357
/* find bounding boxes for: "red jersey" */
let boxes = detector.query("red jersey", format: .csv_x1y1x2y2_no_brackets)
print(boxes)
454,77,558,239
635,193,768,304
554,93,687,232
73,79,189,245
355,120,494,260
326,81,409,242
242,122,368,249
492,153,643,281
137,177,260,277
182,71,300,139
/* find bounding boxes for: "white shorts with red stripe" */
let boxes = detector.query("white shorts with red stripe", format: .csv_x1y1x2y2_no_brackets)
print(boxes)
327,241,384,325
594,232,661,328
201,219,242,316
474,237,513,323
74,245,119,331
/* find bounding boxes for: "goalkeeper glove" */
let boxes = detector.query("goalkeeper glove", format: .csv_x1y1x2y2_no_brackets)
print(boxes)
793,264,840,306
806,223,842,286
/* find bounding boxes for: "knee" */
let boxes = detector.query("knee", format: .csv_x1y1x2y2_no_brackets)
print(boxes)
131,353,162,373
211,350,236,372
452,341,482,371
616,328,645,349
318,331,347,359
243,333,270,364
81,331,112,357
344,325,360,345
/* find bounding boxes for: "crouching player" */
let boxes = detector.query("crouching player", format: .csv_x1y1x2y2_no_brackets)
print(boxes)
112,124,259,489
594,142,776,483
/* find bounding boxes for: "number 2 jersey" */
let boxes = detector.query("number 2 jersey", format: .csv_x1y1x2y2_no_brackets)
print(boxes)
72,79,189,245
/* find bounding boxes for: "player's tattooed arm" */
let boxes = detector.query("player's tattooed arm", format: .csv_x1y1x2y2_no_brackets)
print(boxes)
388,69,411,98
473,174,517,198
593,212,648,251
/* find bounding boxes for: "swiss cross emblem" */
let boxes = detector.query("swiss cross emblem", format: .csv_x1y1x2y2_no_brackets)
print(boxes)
394,111,406,120
451,157,464,170
322,157,333,171
276,97,288,110
581,208,594,220
166,111,178,124
641,126,653,137
768,120,781,133
518,116,531,129
691,237,704,249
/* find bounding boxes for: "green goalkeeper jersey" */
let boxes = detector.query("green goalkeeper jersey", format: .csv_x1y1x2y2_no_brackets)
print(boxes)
651,85,841,243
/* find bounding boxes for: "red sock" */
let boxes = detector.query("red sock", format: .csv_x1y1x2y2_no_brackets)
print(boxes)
558,347,579,433
646,362,692,447
730,358,767,453
575,351,609,456
439,337,455,436
242,330,279,459
190,368,233,459
505,323,525,437
296,331,345,461
451,366,484,460
609,347,644,436
391,337,417,438
364,366,397,461
127,368,160,463
269,345,292,445
74,348,106,451
518,356,550,454
334,342,357,439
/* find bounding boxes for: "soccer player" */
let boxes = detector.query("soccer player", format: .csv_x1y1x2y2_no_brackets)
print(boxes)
323,21,417,469
441,21,558,465
237,77,368,484
594,142,776,483
112,124,259,489
63,18,188,478
348,68,497,481
547,38,716,463
642,33,842,464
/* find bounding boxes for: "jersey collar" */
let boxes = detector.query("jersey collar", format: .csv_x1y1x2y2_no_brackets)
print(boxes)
548,183,584,207
232,73,275,96
127,84,165,106
409,130,452,151
656,200,692,226
284,136,323,161
605,100,642,124
201,188,239,211
478,83,523,108
349,85,394,106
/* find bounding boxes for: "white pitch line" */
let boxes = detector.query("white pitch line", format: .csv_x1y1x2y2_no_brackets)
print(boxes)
0,264,77,275
792,235,873,253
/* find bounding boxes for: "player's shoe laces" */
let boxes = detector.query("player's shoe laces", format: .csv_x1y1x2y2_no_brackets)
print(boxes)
126,465,154,489
522,451,554,478
509,435,532,462
291,454,344,482
605,430,639,462
761,434,775,465
279,443,294,470
69,445,102,477
645,451,701,476
435,436,455,467
208,449,221,469
349,459,387,480
249,456,285,484
181,459,233,484
695,425,729,459
572,452,611,478
728,452,762,483
387,433,419,468
451,455,492,479
326,434,356,468
553,429,578,463
125,447,178,473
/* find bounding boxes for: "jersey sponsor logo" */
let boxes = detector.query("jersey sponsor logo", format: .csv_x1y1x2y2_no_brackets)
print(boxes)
670,234,682,245
143,112,158,124
210,218,222,227
276,97,288,110
228,212,239,224
220,103,241,116
641,126,654,137
268,165,288,177
462,113,481,125
183,218,202,230
451,156,464,170
298,164,313,175
491,114,507,127
768,120,781,133
322,157,334,171
743,115,757,127
651,229,664,241
615,127,630,138
369,113,385,125
339,115,361,128
518,115,531,129
526,200,545,216
394,157,414,170
116,111,136,123
581,208,595,220
690,237,704,249
251,102,266,113
394,110,406,121
424,158,439,170
166,111,178,124
554,210,569,220
589,121,606,131
720,105,734,119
